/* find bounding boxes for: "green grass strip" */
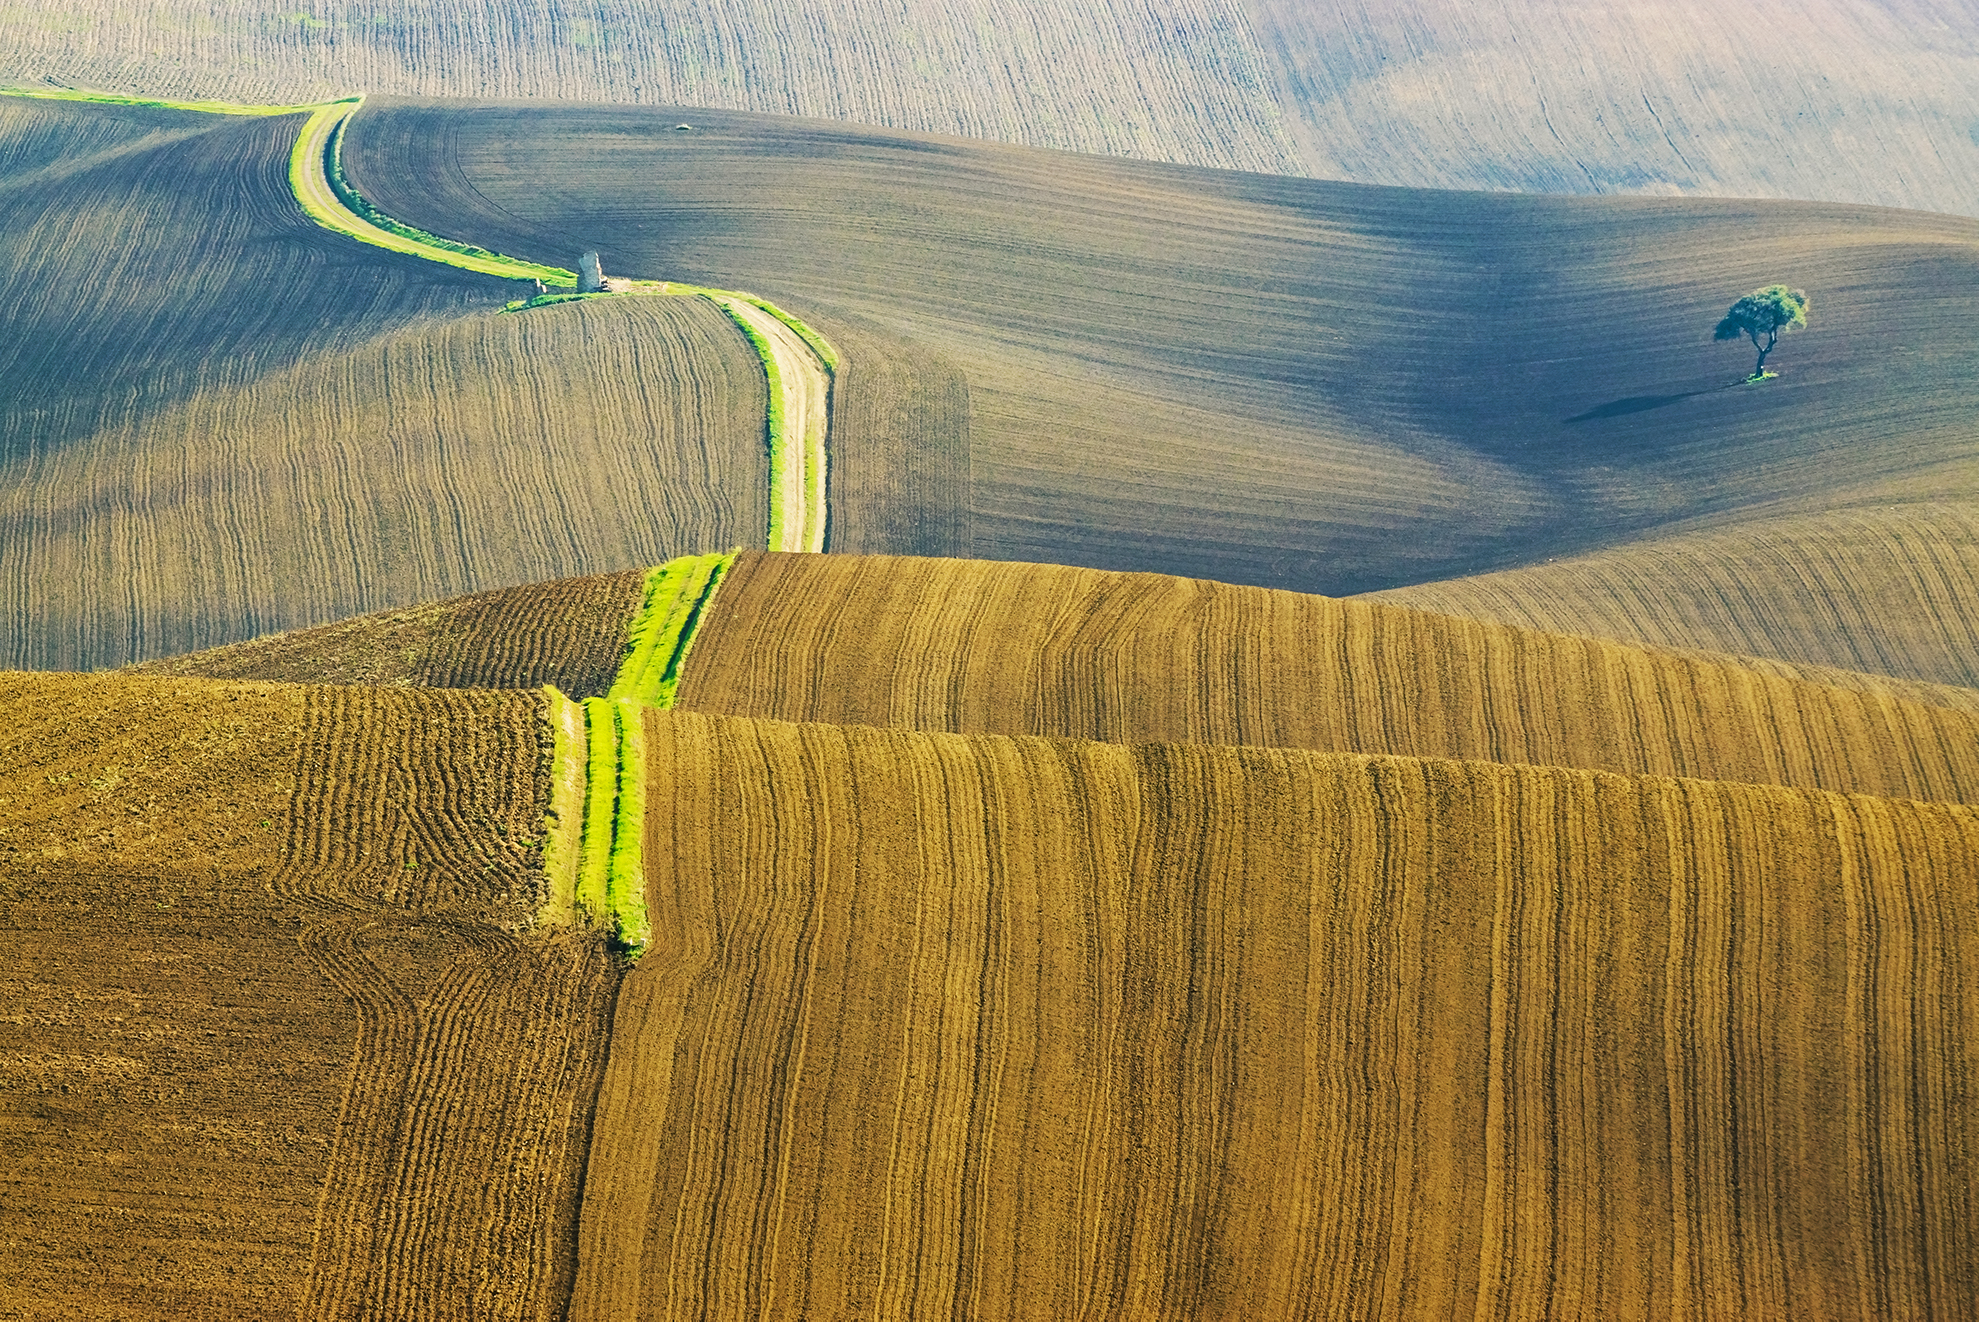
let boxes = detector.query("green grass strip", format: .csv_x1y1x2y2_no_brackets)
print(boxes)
290,100,576,285
709,300,789,549
321,109,575,282
576,696,619,926
0,86,331,116
665,283,839,373
607,552,738,709
537,684,587,927
607,700,651,951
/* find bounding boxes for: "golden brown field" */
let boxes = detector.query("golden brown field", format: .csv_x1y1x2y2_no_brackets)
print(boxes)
1376,503,1979,691
580,707,1979,1318
130,570,650,695
0,672,612,1319
677,553,1979,805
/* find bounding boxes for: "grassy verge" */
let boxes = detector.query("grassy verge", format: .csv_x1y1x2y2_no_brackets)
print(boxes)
0,86,328,116
289,100,575,285
537,685,587,926
710,300,791,549
577,696,618,925
607,701,651,950
322,108,575,283
608,553,738,709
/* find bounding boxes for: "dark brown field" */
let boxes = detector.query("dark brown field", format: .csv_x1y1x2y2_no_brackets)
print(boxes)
343,100,1979,678
132,570,650,698
581,707,1979,1318
0,673,616,1320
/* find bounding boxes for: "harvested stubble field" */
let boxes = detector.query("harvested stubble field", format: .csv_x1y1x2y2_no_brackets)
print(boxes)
585,707,1979,1317
0,672,617,1320
5,1,1978,221
343,103,1979,653
676,553,1979,806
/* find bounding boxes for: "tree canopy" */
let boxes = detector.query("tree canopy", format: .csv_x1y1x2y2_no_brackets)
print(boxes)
1715,284,1809,378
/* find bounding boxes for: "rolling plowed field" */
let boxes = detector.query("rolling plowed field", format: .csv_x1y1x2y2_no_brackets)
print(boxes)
580,708,1979,1317
7,288,765,672
342,103,1979,633
0,99,769,671
1376,502,1979,692
6,1,1977,220
0,673,618,1319
819,315,971,560
677,553,1979,805
132,569,650,697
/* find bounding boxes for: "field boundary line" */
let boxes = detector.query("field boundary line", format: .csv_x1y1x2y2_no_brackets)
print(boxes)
608,553,739,709
577,696,619,928
608,700,651,950
542,553,736,952
3,85,838,554
291,98,576,283
539,685,588,926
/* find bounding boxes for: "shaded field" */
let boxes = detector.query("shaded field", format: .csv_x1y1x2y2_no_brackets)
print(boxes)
819,315,971,559
132,569,649,697
0,673,619,1320
580,708,1979,1317
343,102,1979,620
5,1,1978,221
1374,502,1979,691
678,553,1979,805
5,284,765,671
0,97,504,475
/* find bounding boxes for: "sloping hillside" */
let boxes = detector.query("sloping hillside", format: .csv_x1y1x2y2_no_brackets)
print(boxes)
0,671,613,1319
6,0,1977,218
0,97,501,474
7,292,767,671
1374,502,1979,690
585,707,1979,1318
674,553,1979,805
129,570,650,695
343,103,1979,614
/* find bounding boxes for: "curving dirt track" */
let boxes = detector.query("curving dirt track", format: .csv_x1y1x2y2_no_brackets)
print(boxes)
715,297,830,553
575,708,1979,1318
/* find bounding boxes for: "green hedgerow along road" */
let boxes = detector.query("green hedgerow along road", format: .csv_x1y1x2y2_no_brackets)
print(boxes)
0,86,835,557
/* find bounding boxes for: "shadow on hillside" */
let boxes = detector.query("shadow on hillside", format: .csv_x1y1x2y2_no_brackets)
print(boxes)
1564,389,1713,423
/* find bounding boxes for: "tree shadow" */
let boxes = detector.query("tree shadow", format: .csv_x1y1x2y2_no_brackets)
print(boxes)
1564,379,1749,424
1564,389,1711,423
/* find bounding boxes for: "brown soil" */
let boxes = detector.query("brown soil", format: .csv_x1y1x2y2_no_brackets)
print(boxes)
676,553,1979,805
817,313,971,559
0,674,618,1320
575,708,1979,1317
131,570,649,698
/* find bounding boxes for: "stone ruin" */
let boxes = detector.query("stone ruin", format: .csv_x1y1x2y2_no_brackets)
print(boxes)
578,251,606,294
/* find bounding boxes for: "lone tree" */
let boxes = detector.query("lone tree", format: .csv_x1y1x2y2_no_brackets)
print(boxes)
1715,284,1809,378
